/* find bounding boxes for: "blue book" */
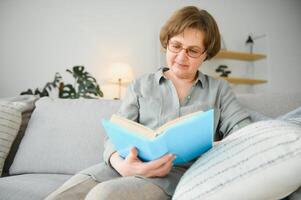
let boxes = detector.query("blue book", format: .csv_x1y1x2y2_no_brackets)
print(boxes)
101,109,214,164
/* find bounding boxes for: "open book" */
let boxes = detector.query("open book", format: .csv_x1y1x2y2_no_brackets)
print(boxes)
102,109,214,164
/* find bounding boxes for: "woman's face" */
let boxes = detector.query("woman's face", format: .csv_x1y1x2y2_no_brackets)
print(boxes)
166,28,207,79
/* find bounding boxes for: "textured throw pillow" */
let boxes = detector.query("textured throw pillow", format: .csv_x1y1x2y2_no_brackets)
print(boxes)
2,95,38,176
9,97,121,175
0,102,24,176
173,120,301,200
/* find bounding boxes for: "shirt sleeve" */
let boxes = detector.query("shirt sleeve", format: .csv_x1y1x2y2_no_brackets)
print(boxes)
217,81,251,139
103,82,140,166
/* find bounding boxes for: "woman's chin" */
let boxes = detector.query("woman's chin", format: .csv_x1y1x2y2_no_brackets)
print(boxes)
173,69,193,79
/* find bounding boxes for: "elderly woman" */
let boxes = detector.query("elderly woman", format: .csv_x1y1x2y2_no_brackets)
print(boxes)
46,6,251,200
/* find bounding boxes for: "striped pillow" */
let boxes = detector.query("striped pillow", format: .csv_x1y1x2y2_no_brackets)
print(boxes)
173,120,301,200
0,102,24,176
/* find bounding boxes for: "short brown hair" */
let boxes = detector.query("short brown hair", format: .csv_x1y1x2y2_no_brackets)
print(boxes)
160,6,221,60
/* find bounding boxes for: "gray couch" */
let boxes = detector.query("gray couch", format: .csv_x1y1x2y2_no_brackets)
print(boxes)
0,93,301,200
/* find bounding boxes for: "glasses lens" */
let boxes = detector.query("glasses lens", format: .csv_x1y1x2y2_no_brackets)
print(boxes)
168,42,182,53
168,41,204,58
187,48,203,58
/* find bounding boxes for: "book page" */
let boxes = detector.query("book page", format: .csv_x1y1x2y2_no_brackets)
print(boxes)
110,114,156,139
154,110,203,136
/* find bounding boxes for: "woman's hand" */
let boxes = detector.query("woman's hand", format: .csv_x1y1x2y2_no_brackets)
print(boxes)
110,147,175,178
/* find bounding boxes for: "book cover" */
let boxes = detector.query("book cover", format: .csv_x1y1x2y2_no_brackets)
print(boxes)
101,109,214,164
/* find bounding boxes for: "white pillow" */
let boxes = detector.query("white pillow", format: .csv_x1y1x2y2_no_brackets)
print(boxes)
173,120,301,200
10,97,121,175
0,102,24,176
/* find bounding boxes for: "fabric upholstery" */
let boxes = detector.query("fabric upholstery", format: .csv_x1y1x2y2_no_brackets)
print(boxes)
278,106,301,125
173,120,301,200
246,106,301,123
2,95,37,176
0,95,36,176
290,186,301,200
0,101,23,176
9,97,121,175
0,174,71,200
237,92,301,117
1,93,301,200
45,174,98,200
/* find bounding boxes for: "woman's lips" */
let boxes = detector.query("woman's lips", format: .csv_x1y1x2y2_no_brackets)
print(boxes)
175,63,189,68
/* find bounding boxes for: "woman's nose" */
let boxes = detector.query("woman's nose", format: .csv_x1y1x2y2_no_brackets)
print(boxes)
176,49,189,61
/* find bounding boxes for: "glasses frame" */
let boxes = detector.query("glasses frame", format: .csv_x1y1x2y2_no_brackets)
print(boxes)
167,41,206,58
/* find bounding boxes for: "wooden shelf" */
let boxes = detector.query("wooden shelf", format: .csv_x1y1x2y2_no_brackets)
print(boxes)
215,50,266,61
214,76,267,85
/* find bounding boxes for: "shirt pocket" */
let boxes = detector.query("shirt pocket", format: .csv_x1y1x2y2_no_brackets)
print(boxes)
138,97,161,129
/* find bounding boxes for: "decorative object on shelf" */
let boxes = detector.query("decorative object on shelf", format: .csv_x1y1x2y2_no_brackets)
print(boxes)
215,65,231,77
245,33,267,53
21,66,103,99
213,50,267,85
107,62,134,99
245,35,254,53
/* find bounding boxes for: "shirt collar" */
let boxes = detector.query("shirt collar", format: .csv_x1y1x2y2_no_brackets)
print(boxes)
155,67,205,88
155,67,168,84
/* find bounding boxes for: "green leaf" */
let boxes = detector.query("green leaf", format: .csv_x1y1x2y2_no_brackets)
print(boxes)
21,65,104,98
59,84,77,99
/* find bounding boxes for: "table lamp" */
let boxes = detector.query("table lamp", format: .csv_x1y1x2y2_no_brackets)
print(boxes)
108,62,134,99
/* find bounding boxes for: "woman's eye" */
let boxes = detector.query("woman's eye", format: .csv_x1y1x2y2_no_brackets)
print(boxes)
172,44,181,49
189,49,199,54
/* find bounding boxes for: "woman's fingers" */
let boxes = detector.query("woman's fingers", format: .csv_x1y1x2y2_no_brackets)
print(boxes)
120,149,176,178
125,147,139,162
145,159,174,178
143,155,176,177
156,161,173,177
144,154,175,170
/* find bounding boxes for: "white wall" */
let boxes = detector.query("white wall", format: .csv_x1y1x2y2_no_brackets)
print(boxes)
0,0,300,98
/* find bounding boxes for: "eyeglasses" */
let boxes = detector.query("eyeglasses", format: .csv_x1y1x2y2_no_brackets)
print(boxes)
167,41,205,58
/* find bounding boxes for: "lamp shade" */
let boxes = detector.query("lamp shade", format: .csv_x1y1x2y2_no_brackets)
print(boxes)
108,63,134,84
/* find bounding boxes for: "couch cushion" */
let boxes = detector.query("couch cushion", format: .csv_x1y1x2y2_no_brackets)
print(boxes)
0,95,37,176
247,105,301,124
290,186,301,200
0,174,71,200
237,92,301,117
9,97,121,175
173,120,301,200
2,95,37,176
0,102,22,176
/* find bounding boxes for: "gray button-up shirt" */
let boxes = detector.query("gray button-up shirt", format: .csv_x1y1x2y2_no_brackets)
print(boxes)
103,67,251,196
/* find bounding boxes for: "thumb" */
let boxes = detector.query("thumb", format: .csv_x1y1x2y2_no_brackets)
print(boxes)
127,147,138,161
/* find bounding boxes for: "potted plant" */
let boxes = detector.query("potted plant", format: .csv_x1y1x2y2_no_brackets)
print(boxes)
21,66,103,99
